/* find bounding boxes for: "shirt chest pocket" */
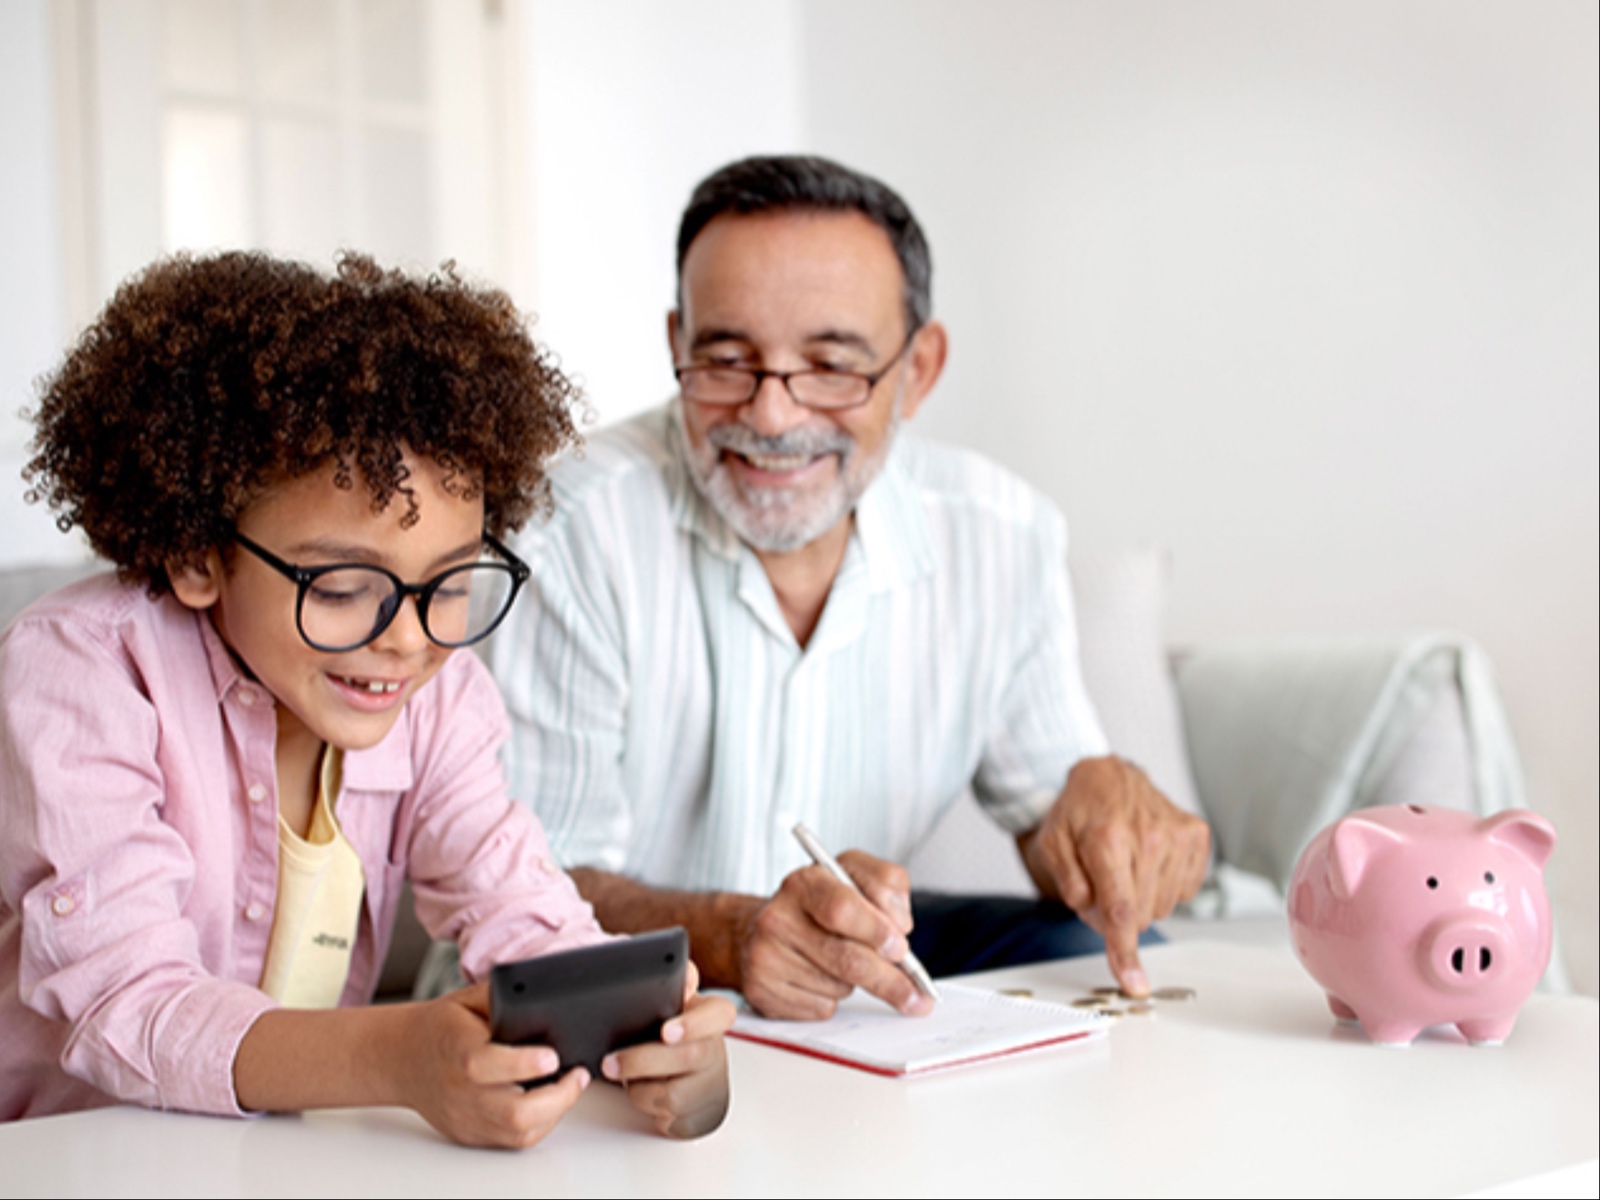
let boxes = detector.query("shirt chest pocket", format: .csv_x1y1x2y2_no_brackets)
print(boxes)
330,791,409,949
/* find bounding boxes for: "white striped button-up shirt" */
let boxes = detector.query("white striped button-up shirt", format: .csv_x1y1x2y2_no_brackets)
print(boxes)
490,403,1107,895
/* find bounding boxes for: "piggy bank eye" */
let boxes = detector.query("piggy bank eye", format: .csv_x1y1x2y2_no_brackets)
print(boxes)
1484,871,1496,884
1426,876,1439,889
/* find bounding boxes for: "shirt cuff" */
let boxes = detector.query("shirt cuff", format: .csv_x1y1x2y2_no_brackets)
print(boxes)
151,981,279,1117
976,785,1063,836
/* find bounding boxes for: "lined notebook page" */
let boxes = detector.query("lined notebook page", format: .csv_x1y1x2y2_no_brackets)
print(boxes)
729,984,1109,1076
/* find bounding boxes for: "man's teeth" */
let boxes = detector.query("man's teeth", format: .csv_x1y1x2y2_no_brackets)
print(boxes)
341,677,401,694
741,452,814,471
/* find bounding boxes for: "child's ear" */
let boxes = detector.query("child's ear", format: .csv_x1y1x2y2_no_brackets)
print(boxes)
168,552,225,611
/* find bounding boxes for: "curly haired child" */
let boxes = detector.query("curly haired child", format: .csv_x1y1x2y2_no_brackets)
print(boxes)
0,251,733,1145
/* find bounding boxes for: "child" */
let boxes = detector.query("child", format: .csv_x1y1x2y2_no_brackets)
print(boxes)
0,251,733,1145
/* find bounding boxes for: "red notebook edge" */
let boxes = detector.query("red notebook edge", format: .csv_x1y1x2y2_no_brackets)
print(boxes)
727,1025,1102,1077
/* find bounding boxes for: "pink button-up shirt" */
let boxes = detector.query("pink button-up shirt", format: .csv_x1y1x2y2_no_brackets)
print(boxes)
0,574,604,1121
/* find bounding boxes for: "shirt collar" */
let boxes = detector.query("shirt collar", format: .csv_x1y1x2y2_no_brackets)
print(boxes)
343,721,415,792
197,606,252,703
854,437,937,594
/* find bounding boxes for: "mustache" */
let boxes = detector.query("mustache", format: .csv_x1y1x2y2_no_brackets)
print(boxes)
706,424,854,458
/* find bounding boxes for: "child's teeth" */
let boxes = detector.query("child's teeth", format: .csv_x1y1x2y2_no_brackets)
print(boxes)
344,677,400,694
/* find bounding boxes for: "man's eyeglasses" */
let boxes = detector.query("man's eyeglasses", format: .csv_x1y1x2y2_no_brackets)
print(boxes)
234,531,531,653
673,326,920,411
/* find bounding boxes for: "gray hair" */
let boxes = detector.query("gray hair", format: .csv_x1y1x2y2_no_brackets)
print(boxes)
675,155,932,331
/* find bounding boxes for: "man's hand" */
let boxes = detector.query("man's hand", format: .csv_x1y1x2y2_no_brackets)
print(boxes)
564,859,931,1021
1019,756,1210,998
735,850,932,1020
602,963,734,1138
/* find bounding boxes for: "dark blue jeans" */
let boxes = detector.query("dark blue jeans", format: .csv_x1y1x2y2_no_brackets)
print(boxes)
907,892,1166,978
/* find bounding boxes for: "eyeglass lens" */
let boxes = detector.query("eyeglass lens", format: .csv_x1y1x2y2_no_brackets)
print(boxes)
679,367,871,408
301,564,517,650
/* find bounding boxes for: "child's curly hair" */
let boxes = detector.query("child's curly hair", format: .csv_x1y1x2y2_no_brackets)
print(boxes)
23,250,583,594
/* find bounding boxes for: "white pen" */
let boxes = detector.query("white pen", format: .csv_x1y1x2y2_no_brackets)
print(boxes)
791,822,942,1005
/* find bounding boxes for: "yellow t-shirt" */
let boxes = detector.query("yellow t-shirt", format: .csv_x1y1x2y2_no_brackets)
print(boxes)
258,747,366,1008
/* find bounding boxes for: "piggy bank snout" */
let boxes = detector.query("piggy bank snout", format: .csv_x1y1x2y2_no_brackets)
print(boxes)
1421,916,1511,992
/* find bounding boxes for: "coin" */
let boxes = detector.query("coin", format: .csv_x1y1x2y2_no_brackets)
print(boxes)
1152,986,1197,1002
1072,996,1112,1008
1000,988,1034,999
1091,986,1125,997
1126,1003,1154,1015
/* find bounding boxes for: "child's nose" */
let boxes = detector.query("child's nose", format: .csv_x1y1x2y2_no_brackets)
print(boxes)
372,593,430,656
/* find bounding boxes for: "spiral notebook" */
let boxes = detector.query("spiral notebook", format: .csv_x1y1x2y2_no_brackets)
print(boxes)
729,983,1110,1076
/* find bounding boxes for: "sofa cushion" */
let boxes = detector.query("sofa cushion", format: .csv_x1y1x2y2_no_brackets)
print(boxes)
0,561,105,633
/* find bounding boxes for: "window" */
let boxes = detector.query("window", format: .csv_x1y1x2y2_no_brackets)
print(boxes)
56,0,520,329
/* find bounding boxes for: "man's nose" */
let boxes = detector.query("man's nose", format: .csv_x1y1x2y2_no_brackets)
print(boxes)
741,372,813,437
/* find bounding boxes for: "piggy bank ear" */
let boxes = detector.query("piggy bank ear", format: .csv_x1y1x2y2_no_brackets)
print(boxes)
1329,816,1405,900
1481,809,1556,871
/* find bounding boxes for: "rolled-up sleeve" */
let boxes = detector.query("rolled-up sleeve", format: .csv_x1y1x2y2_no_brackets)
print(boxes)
0,609,276,1117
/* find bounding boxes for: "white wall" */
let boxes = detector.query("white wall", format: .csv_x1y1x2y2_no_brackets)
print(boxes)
797,0,1598,990
516,0,804,427
0,0,806,557
0,0,79,563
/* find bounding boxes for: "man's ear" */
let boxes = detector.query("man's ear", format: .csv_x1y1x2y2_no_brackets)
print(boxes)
168,551,225,611
899,320,949,422
667,309,683,363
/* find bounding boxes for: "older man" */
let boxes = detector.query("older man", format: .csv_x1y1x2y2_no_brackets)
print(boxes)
491,155,1209,1019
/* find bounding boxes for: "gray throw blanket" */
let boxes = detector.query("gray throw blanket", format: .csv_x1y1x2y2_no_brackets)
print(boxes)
1175,631,1568,990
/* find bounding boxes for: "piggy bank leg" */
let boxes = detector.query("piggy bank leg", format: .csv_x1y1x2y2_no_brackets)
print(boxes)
1456,1015,1516,1047
1326,995,1360,1025
1359,1016,1423,1047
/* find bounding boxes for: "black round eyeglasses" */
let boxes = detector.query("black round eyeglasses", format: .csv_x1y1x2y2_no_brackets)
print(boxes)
233,531,531,653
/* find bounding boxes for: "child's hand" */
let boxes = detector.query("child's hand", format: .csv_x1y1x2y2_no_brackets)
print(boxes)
396,983,589,1149
601,963,735,1139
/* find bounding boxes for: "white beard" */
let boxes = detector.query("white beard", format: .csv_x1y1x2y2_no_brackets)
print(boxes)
676,398,902,554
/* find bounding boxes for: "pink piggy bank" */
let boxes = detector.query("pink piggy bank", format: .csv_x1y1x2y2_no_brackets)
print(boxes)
1288,803,1555,1047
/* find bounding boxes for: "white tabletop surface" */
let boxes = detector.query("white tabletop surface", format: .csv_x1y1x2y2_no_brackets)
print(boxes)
2,939,1595,1199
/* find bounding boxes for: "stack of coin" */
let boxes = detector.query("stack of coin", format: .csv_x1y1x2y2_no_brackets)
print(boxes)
1068,983,1198,1016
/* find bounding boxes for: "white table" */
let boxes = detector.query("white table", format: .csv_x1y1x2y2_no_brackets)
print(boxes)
3,941,1595,1199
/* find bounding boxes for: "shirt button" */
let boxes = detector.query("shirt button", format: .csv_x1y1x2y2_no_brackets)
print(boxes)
238,688,256,707
247,784,267,804
538,857,557,875
51,894,76,917
244,902,266,922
